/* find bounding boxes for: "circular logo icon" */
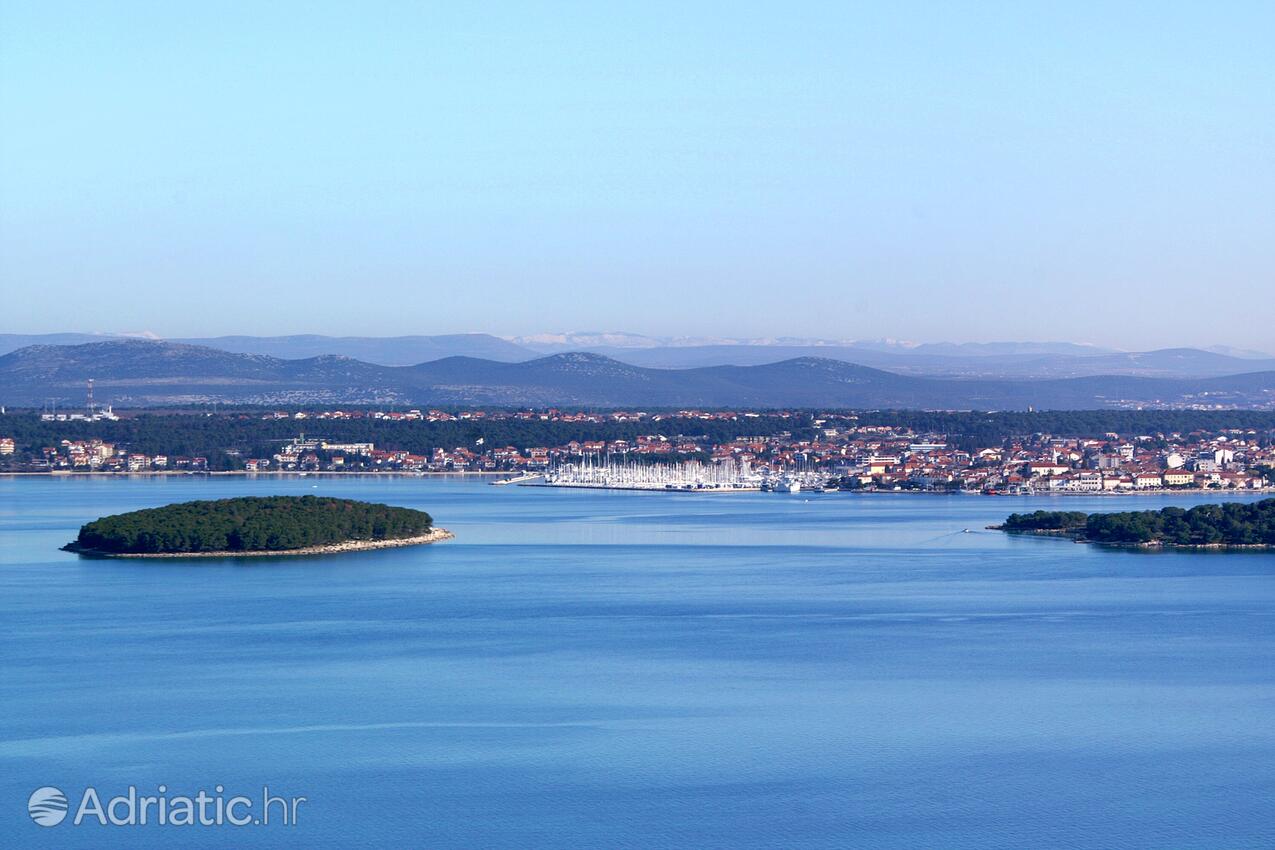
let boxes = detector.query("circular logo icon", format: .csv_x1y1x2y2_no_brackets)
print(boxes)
28,787,68,827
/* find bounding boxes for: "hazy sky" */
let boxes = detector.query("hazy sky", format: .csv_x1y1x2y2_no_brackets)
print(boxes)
2,2,1272,349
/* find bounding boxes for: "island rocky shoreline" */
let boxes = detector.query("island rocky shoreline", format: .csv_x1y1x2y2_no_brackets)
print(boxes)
987,500,1275,550
989,526,1273,550
63,527,454,558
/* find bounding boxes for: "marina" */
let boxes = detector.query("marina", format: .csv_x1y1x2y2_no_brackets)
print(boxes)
534,457,825,492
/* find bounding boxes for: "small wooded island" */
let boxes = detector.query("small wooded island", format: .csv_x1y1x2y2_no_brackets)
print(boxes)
63,496,452,557
994,498,1275,548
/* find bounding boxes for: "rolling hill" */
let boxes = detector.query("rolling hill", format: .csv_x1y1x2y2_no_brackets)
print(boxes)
168,333,535,364
6,333,1271,379
2,340,1272,409
582,343,1275,378
0,332,535,363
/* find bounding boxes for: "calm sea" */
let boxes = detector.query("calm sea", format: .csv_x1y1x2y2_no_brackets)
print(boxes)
1,476,1273,848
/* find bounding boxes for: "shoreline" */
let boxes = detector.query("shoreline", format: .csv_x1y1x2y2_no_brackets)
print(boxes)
0,470,505,478
991,527,1274,551
523,482,762,493
3,470,1269,497
523,482,1271,497
62,527,454,558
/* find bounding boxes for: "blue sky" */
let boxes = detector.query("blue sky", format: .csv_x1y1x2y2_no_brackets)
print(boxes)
1,1,1272,349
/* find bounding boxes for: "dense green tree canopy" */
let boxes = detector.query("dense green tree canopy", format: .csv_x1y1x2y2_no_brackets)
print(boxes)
1003,510,1088,531
1002,499,1275,546
72,496,433,554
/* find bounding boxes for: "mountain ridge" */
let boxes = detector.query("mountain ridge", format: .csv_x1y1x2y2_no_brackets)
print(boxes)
4,332,1269,378
2,340,1272,410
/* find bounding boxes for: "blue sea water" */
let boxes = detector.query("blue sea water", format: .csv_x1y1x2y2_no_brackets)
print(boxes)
1,476,1273,848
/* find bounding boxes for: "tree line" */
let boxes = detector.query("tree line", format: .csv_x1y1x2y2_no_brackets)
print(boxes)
1003,499,1275,546
5,409,1273,469
3,412,811,467
72,496,434,553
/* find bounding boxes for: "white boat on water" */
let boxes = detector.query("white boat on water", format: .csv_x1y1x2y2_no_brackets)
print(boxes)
762,474,808,493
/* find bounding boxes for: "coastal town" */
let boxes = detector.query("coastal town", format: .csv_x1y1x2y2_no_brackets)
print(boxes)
3,406,1273,494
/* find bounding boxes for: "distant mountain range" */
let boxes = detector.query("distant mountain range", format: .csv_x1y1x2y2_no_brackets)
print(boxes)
510,332,1125,356
593,344,1275,378
2,339,1272,410
2,333,1272,380
0,333,532,365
